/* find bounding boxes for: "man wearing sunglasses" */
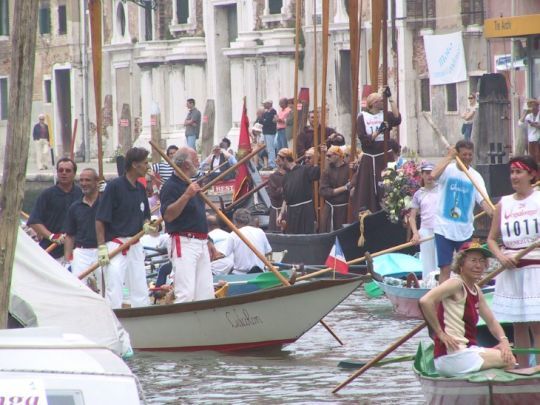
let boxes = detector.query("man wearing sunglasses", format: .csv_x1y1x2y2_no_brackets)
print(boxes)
28,158,82,261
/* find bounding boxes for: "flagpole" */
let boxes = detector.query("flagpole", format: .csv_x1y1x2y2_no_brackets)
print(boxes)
292,0,302,159
312,0,320,230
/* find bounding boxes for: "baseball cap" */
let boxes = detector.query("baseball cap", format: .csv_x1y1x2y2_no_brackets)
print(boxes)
459,241,492,257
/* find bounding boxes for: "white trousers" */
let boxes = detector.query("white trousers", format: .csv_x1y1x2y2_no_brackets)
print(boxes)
104,239,149,309
211,256,234,276
168,236,214,303
35,139,50,169
419,228,438,280
71,247,103,293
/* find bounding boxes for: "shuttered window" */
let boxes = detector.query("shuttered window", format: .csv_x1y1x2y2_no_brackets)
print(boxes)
446,83,457,112
0,77,8,120
176,0,189,24
39,6,51,35
0,0,8,36
406,0,435,30
420,79,430,112
269,0,283,14
58,5,67,35
462,0,484,26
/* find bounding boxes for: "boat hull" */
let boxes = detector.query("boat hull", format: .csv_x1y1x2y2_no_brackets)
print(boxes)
267,211,415,264
115,278,363,351
375,282,426,318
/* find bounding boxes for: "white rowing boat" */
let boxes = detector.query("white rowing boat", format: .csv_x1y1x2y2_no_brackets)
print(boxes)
115,277,362,351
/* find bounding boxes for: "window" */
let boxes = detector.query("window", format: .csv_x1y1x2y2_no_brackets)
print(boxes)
39,4,51,35
420,78,430,112
116,2,126,36
142,1,153,41
0,0,8,36
406,0,436,30
44,79,52,103
462,0,484,26
176,0,189,24
0,77,8,120
58,5,67,35
269,0,282,15
446,83,457,112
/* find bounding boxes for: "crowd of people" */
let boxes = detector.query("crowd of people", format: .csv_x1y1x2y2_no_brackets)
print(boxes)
26,90,540,379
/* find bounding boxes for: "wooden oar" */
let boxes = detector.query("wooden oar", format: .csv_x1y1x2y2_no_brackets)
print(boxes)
297,237,432,282
215,271,292,290
224,179,269,212
201,144,265,192
150,140,344,345
455,155,496,211
332,240,540,393
338,354,415,369
78,217,164,280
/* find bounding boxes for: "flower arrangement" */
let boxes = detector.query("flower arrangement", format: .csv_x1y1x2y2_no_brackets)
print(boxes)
380,160,422,224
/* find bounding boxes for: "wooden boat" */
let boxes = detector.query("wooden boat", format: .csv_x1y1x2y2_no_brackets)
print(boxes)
267,210,415,265
115,277,363,351
414,341,540,404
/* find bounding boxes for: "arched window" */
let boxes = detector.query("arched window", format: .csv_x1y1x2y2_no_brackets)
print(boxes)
116,2,126,37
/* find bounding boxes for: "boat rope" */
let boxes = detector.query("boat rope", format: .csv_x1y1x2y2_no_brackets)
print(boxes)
357,209,372,247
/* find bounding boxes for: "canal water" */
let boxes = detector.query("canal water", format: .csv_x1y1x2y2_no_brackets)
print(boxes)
127,289,430,404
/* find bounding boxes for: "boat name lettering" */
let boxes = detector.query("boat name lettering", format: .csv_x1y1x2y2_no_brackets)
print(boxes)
0,396,40,405
225,309,263,328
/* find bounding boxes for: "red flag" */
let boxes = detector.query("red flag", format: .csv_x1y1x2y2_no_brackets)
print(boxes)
325,237,349,274
233,100,252,201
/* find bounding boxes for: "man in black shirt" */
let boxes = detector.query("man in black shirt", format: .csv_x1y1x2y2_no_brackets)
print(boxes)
64,168,101,290
262,100,277,169
28,158,82,260
96,147,155,308
160,146,214,303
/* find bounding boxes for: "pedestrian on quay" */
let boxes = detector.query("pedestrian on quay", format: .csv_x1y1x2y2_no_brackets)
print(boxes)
262,99,277,169
487,155,540,367
419,241,515,377
96,147,156,308
152,144,178,185
277,148,320,234
350,88,401,216
32,113,51,170
275,97,291,151
430,140,493,284
460,93,477,141
518,98,540,163
184,98,201,150
64,168,102,291
409,162,439,282
160,146,214,303
28,157,82,261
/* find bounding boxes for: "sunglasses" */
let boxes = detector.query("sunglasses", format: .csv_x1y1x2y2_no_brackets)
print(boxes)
57,168,73,173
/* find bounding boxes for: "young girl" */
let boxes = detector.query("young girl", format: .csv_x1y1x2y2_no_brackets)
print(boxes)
409,162,439,281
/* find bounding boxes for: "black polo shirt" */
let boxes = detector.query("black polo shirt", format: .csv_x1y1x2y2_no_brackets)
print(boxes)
27,184,83,258
160,174,208,234
95,176,150,241
64,196,100,248
262,108,277,134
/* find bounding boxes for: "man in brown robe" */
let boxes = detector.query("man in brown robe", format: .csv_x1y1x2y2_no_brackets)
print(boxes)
350,91,401,216
296,111,335,159
266,156,286,233
277,148,320,234
319,146,350,233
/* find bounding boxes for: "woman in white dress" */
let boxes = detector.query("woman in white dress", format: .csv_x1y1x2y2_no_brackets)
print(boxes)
487,155,540,367
409,162,439,281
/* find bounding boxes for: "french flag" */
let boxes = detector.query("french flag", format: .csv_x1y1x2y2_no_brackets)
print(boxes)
325,237,349,274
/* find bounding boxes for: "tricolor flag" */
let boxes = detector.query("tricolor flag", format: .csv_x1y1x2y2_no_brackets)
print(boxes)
325,237,349,274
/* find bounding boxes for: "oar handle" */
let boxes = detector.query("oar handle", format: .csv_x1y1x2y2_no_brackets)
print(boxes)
297,236,434,281
455,156,495,211
78,218,164,280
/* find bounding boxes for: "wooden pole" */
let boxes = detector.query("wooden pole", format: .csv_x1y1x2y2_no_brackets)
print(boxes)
88,0,103,179
318,0,330,221
292,0,301,158
455,156,496,211
0,0,39,328
312,0,320,228
332,240,540,393
70,118,78,161
370,0,383,89
381,0,389,166
224,180,269,212
150,140,344,345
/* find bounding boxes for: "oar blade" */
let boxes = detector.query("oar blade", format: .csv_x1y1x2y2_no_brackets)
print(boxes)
248,271,292,289
364,280,383,298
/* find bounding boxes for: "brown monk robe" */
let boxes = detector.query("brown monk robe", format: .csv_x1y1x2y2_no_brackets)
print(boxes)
266,167,285,233
319,146,350,233
350,91,401,216
277,148,320,234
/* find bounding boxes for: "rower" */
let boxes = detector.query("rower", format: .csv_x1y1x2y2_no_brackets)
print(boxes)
207,214,234,275
419,241,514,377
160,146,214,303
96,147,156,309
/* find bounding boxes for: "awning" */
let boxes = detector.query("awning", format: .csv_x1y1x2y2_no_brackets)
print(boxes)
484,14,540,38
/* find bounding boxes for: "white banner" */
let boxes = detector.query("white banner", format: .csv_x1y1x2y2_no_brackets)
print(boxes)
424,32,467,85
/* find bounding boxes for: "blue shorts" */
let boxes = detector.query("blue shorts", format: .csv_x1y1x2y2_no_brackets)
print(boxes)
435,233,470,267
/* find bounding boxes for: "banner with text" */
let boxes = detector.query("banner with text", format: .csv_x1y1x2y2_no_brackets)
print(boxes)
424,32,467,85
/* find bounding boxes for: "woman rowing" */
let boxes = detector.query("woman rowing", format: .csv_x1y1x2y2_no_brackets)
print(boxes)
419,241,515,377
487,155,540,367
